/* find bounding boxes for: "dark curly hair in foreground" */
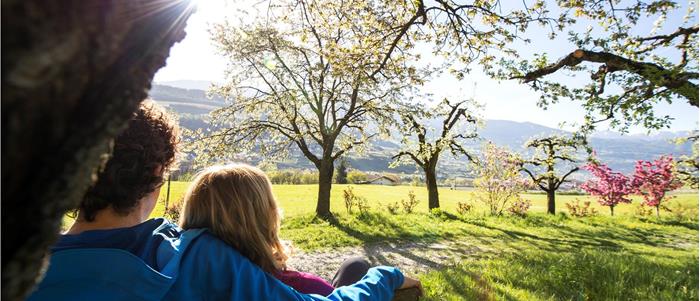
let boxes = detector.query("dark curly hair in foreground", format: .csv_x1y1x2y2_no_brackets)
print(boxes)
80,101,179,221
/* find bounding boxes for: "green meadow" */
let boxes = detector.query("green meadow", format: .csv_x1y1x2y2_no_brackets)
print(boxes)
63,183,698,300
151,182,698,219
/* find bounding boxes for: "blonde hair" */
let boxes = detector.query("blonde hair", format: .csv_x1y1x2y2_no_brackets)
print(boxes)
179,164,288,273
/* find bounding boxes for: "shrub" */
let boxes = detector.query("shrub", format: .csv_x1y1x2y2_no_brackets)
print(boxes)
347,170,368,184
401,190,419,213
666,202,696,221
565,199,598,217
268,169,319,184
356,196,370,216
343,186,356,214
343,186,370,215
385,201,400,215
634,203,654,217
430,208,459,221
164,199,183,222
507,198,531,217
456,202,473,215
335,159,349,184
300,171,318,184
474,143,529,215
411,175,422,186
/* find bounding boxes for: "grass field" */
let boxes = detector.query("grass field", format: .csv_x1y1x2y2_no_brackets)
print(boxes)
152,182,699,219
63,183,699,300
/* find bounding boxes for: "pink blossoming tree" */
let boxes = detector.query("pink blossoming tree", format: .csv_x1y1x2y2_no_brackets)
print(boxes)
474,143,530,215
580,162,633,216
631,155,683,217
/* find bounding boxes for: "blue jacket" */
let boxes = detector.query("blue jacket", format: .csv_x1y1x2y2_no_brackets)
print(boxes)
27,219,404,301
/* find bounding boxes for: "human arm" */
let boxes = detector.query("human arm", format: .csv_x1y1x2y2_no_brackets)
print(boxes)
180,233,404,301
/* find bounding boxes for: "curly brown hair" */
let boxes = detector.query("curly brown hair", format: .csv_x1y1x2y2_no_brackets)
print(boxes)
80,101,179,221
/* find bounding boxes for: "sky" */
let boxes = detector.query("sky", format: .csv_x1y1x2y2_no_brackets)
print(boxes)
154,0,699,134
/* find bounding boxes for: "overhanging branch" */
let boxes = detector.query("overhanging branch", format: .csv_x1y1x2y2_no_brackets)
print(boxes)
515,49,699,106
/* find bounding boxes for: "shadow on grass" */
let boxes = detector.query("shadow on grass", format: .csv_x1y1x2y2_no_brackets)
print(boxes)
285,211,698,300
309,212,444,245
284,211,697,265
459,217,624,253
460,213,698,255
640,217,699,230
422,248,699,301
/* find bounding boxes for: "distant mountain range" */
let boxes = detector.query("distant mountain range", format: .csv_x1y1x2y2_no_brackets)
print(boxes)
154,80,214,91
148,83,695,177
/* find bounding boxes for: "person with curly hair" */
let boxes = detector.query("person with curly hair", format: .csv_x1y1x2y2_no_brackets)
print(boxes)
70,100,180,229
28,101,420,301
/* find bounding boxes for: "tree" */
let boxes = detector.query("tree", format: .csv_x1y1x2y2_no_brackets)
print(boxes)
520,136,581,214
335,159,348,184
631,155,683,217
2,0,194,299
392,99,477,209
193,0,424,217
580,162,633,216
511,1,698,133
347,170,368,184
191,0,574,217
365,0,570,82
676,131,699,189
474,143,530,215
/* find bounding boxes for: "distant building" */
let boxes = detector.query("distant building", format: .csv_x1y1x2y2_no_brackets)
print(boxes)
359,175,400,185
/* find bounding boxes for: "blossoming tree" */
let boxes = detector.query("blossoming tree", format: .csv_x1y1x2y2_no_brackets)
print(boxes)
580,162,633,216
474,143,530,215
520,135,582,214
631,155,683,217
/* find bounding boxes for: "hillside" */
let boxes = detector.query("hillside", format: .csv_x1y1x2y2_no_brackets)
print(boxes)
148,84,695,177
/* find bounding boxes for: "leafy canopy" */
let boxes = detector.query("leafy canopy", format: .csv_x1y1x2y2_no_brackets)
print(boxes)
506,1,698,133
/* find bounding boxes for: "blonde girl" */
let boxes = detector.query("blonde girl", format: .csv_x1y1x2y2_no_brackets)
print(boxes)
179,164,426,295
180,164,289,274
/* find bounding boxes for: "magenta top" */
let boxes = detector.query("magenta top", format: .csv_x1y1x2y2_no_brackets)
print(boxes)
274,269,335,296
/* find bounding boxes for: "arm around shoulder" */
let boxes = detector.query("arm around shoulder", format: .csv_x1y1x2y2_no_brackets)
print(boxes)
171,232,404,301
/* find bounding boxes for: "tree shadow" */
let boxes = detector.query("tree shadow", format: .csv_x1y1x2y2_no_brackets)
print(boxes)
319,213,443,245
460,218,623,253
422,248,698,301
641,218,699,230
297,211,697,300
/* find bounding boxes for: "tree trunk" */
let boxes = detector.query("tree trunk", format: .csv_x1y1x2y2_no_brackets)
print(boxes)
610,206,615,216
315,160,334,217
2,1,193,300
426,167,440,210
656,205,660,218
546,189,556,215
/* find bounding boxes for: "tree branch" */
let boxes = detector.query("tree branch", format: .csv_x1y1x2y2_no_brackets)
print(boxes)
521,167,548,191
392,150,425,166
515,49,699,106
554,167,579,190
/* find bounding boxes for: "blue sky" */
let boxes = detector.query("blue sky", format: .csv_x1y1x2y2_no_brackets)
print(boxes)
154,0,698,134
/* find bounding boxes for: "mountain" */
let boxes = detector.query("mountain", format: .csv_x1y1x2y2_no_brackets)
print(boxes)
591,130,689,141
148,84,696,177
148,84,225,115
154,80,213,90
477,120,565,150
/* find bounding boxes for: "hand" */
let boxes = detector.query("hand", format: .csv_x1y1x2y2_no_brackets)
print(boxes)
399,275,423,296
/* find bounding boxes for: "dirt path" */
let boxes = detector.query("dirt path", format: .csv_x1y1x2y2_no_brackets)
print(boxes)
286,240,489,280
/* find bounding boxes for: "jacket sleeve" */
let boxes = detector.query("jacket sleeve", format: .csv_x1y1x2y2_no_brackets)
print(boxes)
186,233,404,301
